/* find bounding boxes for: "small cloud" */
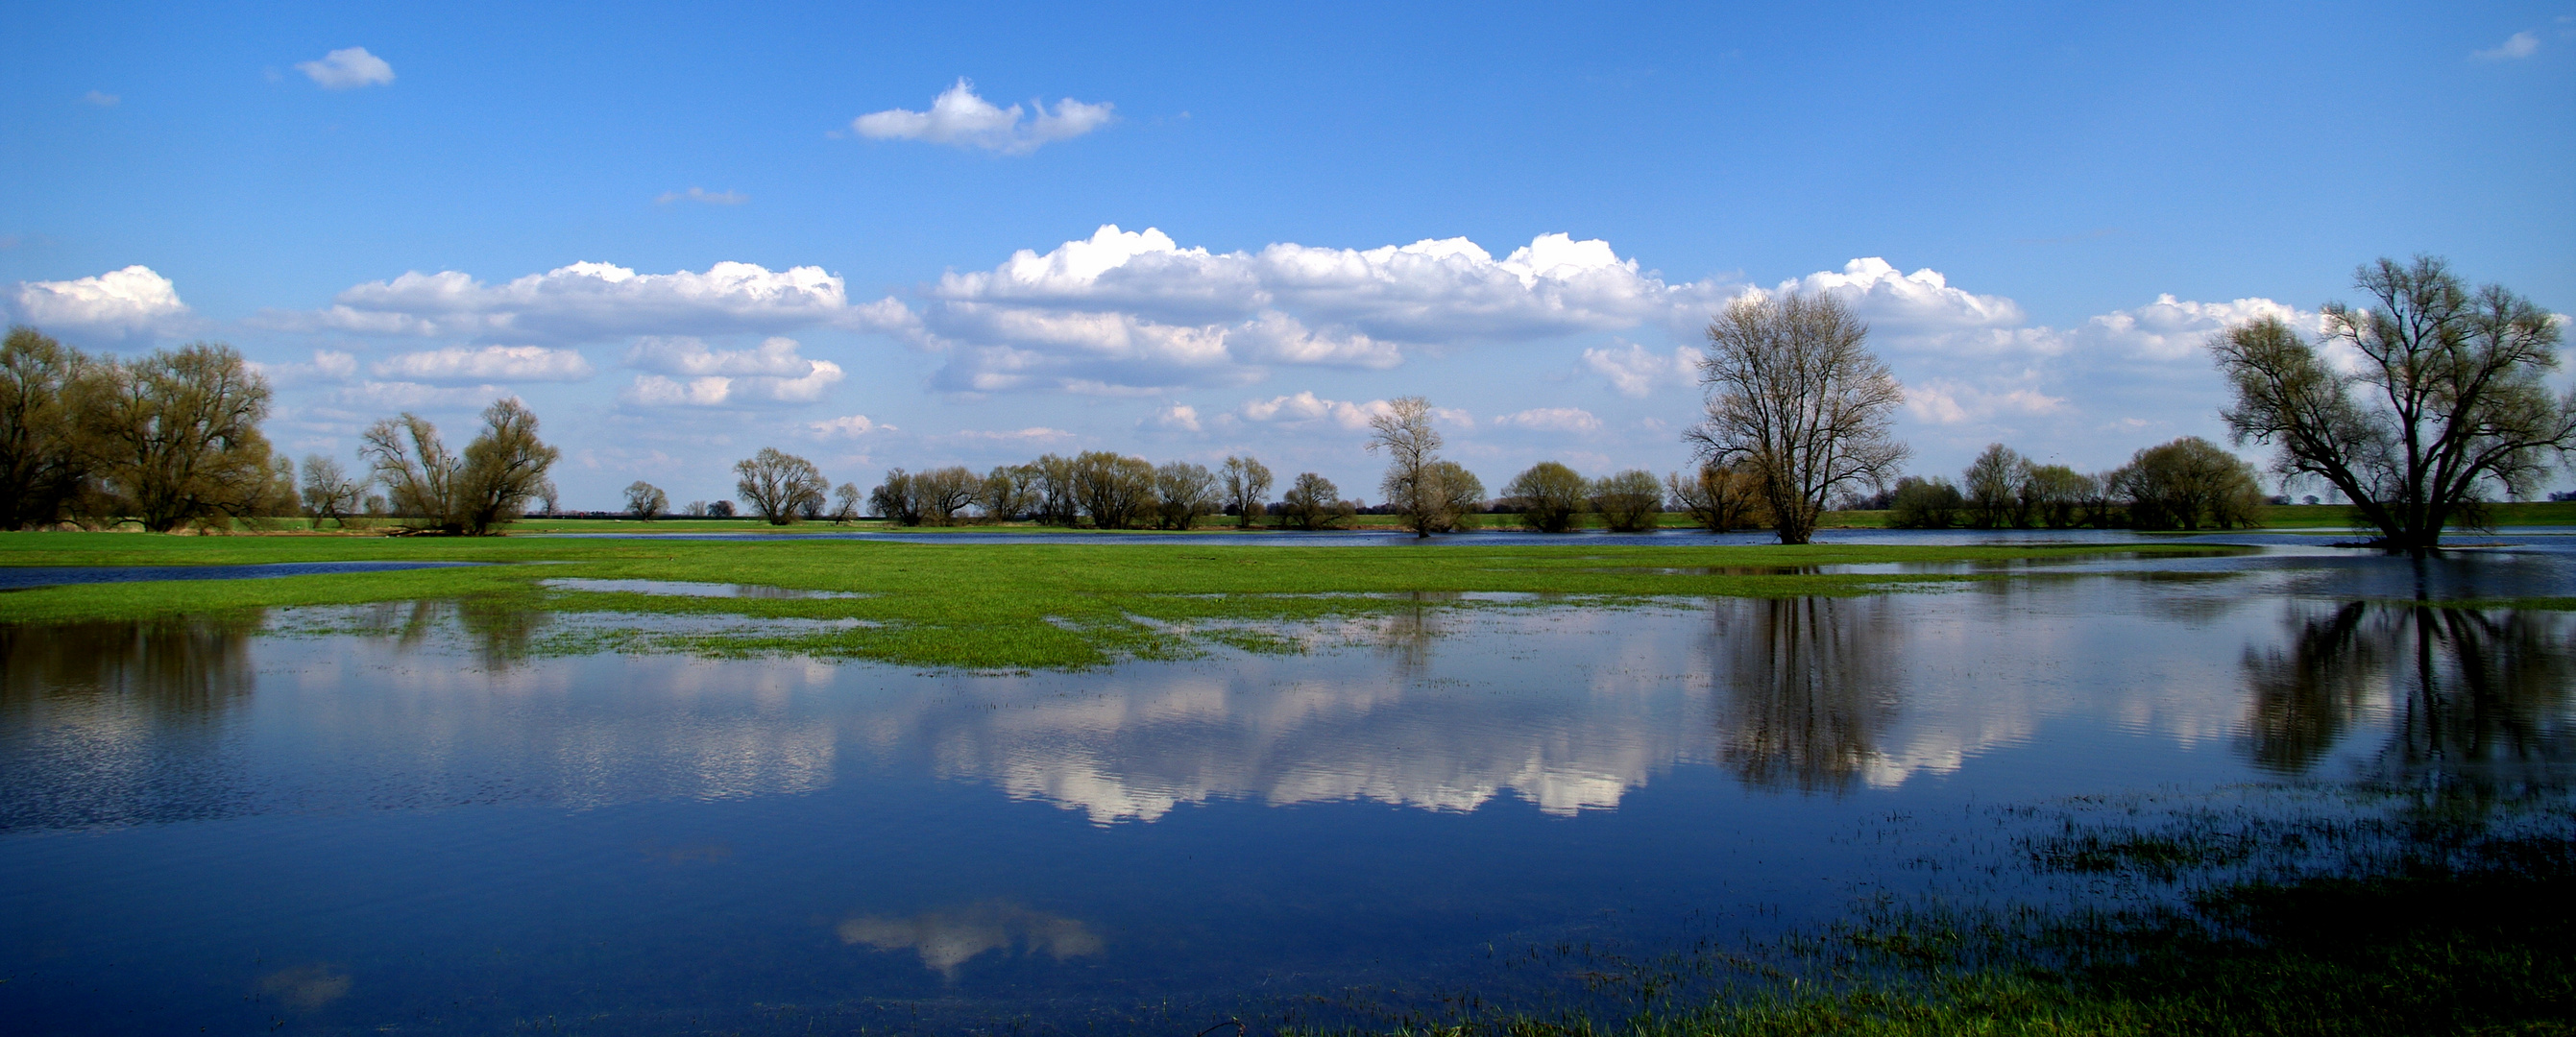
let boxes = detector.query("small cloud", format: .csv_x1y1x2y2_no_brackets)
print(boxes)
1493,407,1603,433
945,426,1077,444
851,78,1113,155
809,414,892,437
2474,31,2540,60
297,47,395,89
656,187,747,205
1238,391,1392,431
1150,403,1202,432
253,349,360,386
619,337,841,407
83,90,119,107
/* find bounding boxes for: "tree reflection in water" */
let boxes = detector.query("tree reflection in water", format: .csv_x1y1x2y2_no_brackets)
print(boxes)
2243,602,2573,782
0,616,263,830
1709,596,1899,793
342,598,550,667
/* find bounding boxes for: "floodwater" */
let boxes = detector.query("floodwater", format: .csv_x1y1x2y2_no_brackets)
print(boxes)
0,561,482,591
1,543,2570,1034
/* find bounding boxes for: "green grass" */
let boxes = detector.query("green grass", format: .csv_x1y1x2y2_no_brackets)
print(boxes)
0,533,2244,668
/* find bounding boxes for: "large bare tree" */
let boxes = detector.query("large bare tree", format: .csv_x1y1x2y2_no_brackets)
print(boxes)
1219,455,1273,529
362,398,559,534
1368,396,1457,538
1687,291,1908,544
86,342,285,532
733,446,827,525
2213,256,2572,554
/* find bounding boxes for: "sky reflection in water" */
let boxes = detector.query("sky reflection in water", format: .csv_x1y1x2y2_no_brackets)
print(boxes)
1,546,2569,1034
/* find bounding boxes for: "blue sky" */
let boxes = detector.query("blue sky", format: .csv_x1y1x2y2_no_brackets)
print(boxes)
6,2,2571,508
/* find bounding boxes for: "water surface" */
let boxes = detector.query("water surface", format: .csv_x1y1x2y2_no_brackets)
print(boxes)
2,544,2568,1034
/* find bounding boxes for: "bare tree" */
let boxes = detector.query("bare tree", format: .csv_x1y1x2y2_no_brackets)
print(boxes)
1278,471,1354,530
831,482,863,523
301,454,366,529
1029,453,1081,526
912,466,980,525
1502,461,1588,533
1668,464,1767,533
1368,396,1457,538
2214,256,2573,554
1589,469,1665,532
1220,455,1273,529
1153,460,1219,530
2022,464,2089,529
978,465,1039,522
624,480,668,520
1072,450,1156,529
1961,443,2031,529
361,398,559,534
85,342,281,532
734,446,827,524
870,469,919,525
1687,291,1908,544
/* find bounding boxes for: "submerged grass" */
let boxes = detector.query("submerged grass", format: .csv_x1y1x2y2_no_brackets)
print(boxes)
0,534,2238,669
1345,787,2576,1037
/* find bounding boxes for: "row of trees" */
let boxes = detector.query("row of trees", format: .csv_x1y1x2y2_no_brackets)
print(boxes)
2,326,561,534
1879,437,2266,531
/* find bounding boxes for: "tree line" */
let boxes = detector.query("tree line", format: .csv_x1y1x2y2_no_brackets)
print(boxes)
2,326,561,534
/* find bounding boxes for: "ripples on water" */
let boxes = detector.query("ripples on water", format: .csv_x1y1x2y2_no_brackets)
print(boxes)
1,546,2569,1034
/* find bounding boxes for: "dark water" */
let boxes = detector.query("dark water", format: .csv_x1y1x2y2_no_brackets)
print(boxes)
0,561,482,591
1,547,2570,1034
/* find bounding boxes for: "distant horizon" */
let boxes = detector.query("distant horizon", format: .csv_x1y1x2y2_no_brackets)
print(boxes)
7,3,2569,508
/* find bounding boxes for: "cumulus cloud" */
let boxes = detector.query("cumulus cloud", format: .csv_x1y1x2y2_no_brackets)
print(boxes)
2474,31,2540,60
657,187,746,205
374,345,594,384
852,79,1113,155
1493,407,1603,433
83,90,118,107
1583,342,1699,397
279,260,878,343
619,336,842,407
1149,404,1203,432
1777,257,2026,340
297,47,395,89
943,426,1077,444
11,265,192,339
909,225,1740,392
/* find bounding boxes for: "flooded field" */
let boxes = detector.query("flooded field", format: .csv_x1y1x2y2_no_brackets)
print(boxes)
2,542,2569,1034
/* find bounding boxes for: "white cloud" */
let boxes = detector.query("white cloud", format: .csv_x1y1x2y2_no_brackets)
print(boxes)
944,426,1077,444
809,414,892,437
374,345,594,384
83,90,118,107
253,349,359,386
11,265,192,339
618,336,841,407
657,187,746,205
908,225,1741,392
1778,257,2025,339
2474,31,2540,60
1582,342,1699,397
284,260,871,343
2073,294,2313,363
336,381,509,411
297,47,395,89
1902,378,2069,425
1238,391,1392,431
852,79,1113,155
1493,407,1603,433
1150,404,1203,432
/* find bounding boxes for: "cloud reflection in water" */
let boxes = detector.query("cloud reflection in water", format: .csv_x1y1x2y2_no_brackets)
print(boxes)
837,901,1104,977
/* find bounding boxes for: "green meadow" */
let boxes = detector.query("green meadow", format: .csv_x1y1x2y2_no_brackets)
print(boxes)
0,532,2253,669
